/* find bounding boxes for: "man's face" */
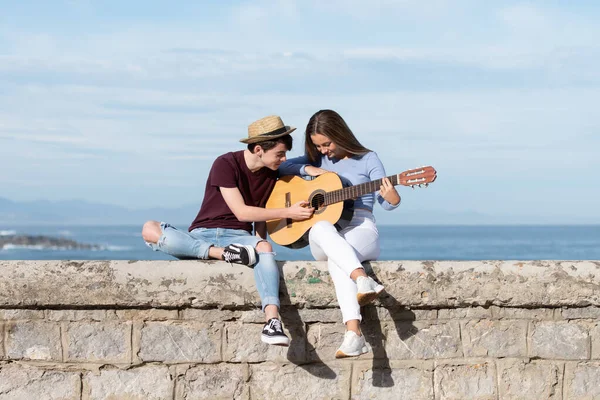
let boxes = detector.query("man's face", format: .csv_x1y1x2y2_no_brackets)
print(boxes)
258,142,288,170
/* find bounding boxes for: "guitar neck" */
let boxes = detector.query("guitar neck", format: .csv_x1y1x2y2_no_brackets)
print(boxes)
324,175,399,205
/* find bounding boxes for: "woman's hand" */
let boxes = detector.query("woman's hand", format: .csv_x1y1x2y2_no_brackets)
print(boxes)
305,165,330,177
380,177,401,206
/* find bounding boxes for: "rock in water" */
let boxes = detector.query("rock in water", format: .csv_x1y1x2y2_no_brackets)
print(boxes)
0,235,102,250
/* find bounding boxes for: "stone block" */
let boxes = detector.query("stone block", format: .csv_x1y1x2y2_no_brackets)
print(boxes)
139,321,221,363
438,307,491,320
297,308,343,323
182,308,239,322
497,359,563,399
117,308,179,321
66,321,132,363
351,361,433,399
490,306,554,320
562,306,600,320
385,321,462,360
223,322,305,363
177,364,248,400
592,323,600,359
5,321,62,361
0,309,44,320
0,364,80,399
249,362,350,400
363,306,437,322
434,362,497,400
461,320,527,357
84,366,173,400
306,323,364,362
46,309,108,321
564,362,600,399
529,322,590,360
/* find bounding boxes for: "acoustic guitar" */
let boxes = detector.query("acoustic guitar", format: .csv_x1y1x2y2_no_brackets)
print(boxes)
266,166,437,248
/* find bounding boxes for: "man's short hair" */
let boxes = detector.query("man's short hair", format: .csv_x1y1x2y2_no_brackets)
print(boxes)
247,134,293,153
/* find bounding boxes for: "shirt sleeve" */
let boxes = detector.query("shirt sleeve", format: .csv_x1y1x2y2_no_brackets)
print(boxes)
210,155,238,188
278,154,312,177
367,152,400,211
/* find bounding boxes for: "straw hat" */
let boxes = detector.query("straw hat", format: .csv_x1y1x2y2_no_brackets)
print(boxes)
240,115,296,144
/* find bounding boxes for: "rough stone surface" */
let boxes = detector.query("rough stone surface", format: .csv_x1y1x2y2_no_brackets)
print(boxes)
529,322,590,360
564,362,600,399
1,260,599,308
46,309,108,321
5,321,62,361
139,321,221,363
592,322,600,359
84,366,173,400
384,321,462,360
0,309,44,320
351,361,434,399
66,321,131,363
177,364,248,400
461,320,528,357
434,362,497,400
249,362,350,400
497,359,563,399
0,363,80,399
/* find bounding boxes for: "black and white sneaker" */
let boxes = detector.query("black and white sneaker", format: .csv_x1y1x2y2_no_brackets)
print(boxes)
222,243,257,267
261,318,290,347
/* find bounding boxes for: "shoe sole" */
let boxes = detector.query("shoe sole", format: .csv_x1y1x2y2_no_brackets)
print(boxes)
357,286,385,306
261,335,290,347
335,345,369,358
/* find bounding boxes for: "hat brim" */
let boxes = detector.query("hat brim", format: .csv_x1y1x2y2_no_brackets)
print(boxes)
240,127,297,144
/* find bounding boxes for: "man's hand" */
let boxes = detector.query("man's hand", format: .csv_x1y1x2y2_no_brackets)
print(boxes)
380,177,401,206
286,201,314,220
305,166,329,177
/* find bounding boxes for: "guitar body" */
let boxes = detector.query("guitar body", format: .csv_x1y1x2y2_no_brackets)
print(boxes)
266,173,353,248
266,165,437,248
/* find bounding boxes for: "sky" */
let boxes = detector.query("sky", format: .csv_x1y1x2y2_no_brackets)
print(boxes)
1,0,599,224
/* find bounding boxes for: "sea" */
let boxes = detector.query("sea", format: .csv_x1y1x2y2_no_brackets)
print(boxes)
1,225,599,261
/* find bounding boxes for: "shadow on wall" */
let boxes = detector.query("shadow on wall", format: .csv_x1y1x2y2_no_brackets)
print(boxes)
277,261,419,385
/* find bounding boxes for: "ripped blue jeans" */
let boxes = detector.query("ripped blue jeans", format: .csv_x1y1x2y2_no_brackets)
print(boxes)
146,222,280,311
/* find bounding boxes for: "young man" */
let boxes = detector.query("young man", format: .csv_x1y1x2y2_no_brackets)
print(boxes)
142,115,314,346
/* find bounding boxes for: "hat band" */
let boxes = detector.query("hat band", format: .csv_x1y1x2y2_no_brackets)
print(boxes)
255,126,288,137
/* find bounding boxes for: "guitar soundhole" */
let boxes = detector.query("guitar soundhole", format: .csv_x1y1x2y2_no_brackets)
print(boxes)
310,191,326,215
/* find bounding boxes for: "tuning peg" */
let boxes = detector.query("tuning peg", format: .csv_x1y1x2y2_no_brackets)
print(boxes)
411,185,415,189
418,184,423,188
424,183,429,188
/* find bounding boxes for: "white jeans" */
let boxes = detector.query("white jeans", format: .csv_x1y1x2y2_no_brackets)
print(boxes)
308,209,380,323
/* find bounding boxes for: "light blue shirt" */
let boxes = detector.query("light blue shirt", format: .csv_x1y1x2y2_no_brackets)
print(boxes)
278,151,399,211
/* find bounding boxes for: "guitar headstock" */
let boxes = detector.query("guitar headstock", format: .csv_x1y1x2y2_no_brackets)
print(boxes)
397,166,437,188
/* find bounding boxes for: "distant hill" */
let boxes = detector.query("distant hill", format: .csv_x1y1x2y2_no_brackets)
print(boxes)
0,197,199,225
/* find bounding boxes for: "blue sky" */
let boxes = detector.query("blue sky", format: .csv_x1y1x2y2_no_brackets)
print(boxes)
1,1,599,224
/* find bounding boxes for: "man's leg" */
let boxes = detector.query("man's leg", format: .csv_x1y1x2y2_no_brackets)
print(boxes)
220,232,289,346
254,240,289,346
142,220,213,259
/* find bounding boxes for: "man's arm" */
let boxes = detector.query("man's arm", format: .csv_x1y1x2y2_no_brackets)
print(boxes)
220,187,313,222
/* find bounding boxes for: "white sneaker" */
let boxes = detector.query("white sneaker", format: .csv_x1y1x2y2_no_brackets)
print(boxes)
335,330,369,358
356,276,385,306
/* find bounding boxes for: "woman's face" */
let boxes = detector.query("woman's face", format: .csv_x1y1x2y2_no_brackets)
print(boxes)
311,133,346,159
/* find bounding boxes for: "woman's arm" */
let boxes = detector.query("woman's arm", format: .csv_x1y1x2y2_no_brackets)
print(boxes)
366,152,401,210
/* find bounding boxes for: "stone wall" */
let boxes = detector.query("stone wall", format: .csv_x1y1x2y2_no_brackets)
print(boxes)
0,260,599,399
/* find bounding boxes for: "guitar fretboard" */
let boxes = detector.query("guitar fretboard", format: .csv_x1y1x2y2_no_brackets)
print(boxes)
324,175,399,205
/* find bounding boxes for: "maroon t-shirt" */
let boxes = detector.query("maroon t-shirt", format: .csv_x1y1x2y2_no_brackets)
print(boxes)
189,151,278,233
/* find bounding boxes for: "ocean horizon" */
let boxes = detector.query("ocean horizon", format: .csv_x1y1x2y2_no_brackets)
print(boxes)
1,224,599,261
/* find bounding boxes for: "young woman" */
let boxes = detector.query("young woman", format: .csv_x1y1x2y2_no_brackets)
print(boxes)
279,109,401,358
